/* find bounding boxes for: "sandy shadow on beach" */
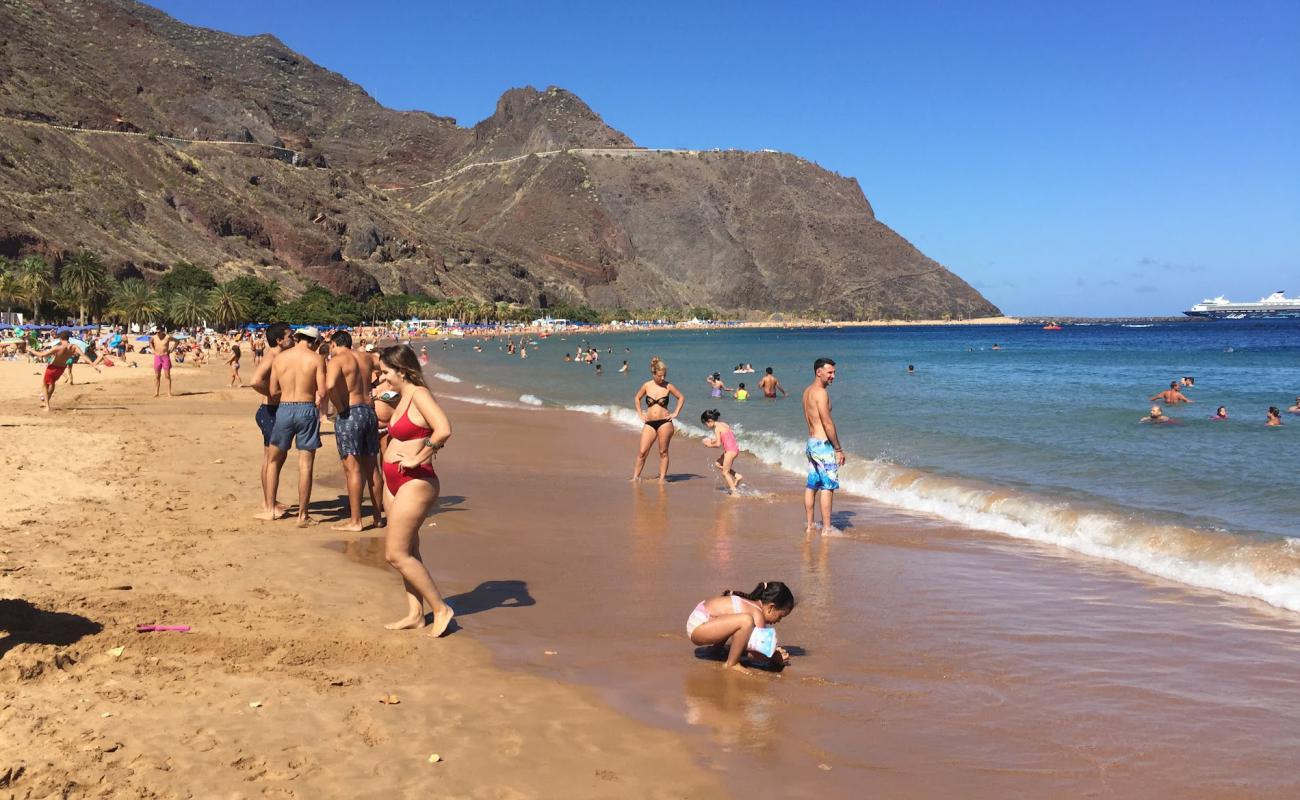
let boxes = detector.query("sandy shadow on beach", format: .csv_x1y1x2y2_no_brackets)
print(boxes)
664,473,705,483
445,580,535,617
830,510,857,530
172,390,213,397
691,644,790,673
0,598,102,660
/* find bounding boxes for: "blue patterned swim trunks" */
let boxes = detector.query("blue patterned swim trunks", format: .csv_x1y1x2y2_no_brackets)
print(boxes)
334,404,380,458
805,438,840,491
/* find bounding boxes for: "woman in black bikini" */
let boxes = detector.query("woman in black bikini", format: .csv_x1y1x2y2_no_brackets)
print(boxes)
632,356,685,483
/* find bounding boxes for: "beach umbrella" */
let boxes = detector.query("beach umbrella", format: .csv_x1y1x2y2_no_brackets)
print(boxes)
135,335,151,342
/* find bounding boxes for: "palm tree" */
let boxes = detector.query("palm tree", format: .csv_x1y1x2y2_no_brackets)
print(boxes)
167,285,210,328
60,249,113,325
0,257,19,320
208,282,250,328
109,279,162,327
17,255,53,320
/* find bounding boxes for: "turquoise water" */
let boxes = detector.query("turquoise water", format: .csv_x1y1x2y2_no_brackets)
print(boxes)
423,322,1300,610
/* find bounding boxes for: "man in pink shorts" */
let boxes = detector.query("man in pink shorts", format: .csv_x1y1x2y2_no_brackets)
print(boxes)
150,326,175,398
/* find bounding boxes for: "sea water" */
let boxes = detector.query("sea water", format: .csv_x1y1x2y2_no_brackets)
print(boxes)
423,322,1300,611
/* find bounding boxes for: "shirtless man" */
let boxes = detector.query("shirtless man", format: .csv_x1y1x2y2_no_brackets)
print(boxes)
327,331,383,531
759,366,787,398
34,330,95,411
250,323,294,519
802,357,845,534
1151,381,1193,405
263,327,327,526
150,326,175,397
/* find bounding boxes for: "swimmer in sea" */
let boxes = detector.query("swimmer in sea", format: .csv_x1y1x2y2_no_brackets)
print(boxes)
1151,381,1193,405
1211,406,1228,420
1287,397,1300,414
686,581,794,673
619,360,629,373
759,367,786,398
706,372,733,399
701,409,744,494
1140,405,1174,424
734,383,748,401
1266,407,1283,427
907,364,915,375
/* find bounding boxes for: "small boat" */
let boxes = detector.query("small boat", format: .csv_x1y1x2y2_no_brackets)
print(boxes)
1042,323,1062,331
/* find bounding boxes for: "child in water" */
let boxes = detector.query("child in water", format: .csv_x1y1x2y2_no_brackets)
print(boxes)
701,409,743,494
686,581,794,672
1211,406,1228,420
734,382,748,401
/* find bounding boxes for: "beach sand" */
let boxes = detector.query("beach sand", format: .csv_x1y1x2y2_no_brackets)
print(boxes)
0,360,720,798
6,352,1300,798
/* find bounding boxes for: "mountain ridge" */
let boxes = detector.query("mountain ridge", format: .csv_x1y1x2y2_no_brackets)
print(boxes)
0,0,999,319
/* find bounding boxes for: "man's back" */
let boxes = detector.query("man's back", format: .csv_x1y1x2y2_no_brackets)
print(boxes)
329,348,369,408
803,383,829,438
274,344,324,403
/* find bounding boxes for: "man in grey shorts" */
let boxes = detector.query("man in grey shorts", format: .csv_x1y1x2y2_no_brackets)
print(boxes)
327,330,382,531
250,322,294,519
263,327,326,526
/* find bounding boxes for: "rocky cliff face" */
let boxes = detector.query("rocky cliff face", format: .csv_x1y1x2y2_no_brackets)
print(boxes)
0,0,999,319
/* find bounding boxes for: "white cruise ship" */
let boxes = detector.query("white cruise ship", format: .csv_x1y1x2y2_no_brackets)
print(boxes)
1184,291,1300,319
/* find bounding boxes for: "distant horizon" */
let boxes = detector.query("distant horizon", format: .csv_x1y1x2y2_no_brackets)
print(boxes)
146,0,1299,317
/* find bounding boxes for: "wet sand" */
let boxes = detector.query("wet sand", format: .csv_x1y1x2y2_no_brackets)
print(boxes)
334,375,1300,798
0,360,720,798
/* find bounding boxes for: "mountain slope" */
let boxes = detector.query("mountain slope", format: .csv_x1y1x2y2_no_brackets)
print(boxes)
0,0,999,319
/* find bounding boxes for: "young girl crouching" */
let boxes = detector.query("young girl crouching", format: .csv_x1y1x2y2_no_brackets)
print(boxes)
701,409,743,494
686,581,795,672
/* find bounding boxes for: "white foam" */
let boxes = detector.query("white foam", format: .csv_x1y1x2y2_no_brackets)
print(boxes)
519,394,544,406
560,405,1300,612
441,393,539,411
432,372,462,383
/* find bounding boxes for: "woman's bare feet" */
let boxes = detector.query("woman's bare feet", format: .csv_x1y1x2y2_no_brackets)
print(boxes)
427,605,455,638
253,508,287,521
330,521,365,532
384,613,426,631
723,662,751,675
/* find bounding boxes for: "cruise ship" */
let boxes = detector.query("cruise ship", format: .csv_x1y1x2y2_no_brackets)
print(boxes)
1184,291,1300,319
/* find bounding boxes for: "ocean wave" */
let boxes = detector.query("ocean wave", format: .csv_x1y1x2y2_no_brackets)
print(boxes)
562,405,1300,612
441,393,539,410
432,372,462,383
519,394,544,406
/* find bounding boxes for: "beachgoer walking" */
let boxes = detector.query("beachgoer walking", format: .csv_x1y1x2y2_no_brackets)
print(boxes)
759,367,786,398
262,327,326,526
226,344,243,387
701,409,744,494
150,326,175,397
327,331,383,531
33,330,95,412
250,323,294,519
633,357,685,483
802,357,844,534
1151,381,1193,404
685,581,794,673
376,345,455,637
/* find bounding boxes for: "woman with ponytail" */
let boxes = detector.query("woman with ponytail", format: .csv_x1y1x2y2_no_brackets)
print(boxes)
375,344,456,638
632,356,684,483
685,581,795,672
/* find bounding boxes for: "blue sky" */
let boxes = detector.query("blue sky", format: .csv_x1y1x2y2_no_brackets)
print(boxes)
148,1,1298,316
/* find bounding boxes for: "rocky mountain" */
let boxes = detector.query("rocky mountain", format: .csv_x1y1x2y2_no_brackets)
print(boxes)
0,0,1000,319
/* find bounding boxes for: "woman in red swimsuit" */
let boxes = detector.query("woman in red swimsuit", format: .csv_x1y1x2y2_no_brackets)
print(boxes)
377,345,456,637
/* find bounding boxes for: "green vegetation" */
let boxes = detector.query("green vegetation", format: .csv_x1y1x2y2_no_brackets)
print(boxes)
0,250,724,328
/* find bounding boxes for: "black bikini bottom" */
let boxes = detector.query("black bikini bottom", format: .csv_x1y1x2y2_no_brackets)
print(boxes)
645,418,672,431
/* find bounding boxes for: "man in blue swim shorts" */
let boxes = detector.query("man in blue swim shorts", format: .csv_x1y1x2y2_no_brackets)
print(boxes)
801,357,845,534
262,326,326,526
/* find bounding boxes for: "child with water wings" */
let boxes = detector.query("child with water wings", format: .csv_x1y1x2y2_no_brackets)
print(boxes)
701,409,743,494
686,581,795,673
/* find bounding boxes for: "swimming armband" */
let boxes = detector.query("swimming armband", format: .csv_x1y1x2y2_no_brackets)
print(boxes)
747,627,777,658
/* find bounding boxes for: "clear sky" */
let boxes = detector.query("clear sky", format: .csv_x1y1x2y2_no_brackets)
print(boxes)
147,0,1298,317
